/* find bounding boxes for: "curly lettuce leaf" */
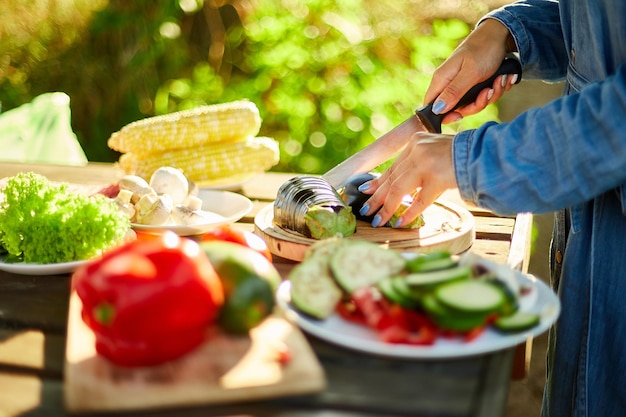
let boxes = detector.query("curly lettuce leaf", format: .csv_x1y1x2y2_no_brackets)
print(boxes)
0,172,130,264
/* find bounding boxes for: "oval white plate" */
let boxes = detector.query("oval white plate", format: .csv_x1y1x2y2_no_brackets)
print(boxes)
0,257,90,276
132,189,253,236
276,270,560,359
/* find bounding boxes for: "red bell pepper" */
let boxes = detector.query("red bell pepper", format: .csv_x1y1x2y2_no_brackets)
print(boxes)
73,232,224,367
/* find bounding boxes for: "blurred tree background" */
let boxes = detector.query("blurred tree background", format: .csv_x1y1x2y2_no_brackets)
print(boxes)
0,0,508,174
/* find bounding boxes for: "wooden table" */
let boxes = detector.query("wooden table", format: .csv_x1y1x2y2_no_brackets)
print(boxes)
0,162,534,417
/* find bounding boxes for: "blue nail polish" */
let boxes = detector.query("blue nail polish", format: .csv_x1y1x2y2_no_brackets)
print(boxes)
371,214,382,228
432,100,446,115
393,218,403,228
358,183,370,192
359,204,370,216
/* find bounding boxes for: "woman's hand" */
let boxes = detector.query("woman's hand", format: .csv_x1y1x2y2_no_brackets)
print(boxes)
357,132,457,228
427,19,518,124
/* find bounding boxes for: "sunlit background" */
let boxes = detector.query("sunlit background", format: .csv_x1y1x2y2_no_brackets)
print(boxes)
0,0,508,173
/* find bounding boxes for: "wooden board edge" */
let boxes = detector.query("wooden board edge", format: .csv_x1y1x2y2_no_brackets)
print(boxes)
254,199,476,262
64,293,326,414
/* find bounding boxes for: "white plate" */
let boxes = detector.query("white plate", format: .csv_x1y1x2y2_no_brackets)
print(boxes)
0,256,90,275
131,189,253,236
276,270,560,359
199,179,252,192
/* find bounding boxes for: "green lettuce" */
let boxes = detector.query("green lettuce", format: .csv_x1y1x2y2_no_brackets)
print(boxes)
0,172,130,264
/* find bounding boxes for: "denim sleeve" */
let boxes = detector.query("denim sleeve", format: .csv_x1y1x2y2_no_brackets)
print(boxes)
480,0,569,81
454,63,626,216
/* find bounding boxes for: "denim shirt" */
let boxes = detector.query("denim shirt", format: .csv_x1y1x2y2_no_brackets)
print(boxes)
452,1,626,416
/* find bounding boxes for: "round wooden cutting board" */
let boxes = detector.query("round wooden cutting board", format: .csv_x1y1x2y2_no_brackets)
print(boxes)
254,200,475,262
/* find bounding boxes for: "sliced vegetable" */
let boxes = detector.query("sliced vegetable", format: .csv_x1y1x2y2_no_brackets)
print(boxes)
406,251,457,272
493,311,540,333
351,286,436,345
377,277,418,309
421,293,490,332
274,176,356,239
434,280,506,315
330,240,406,294
405,266,472,294
288,252,343,319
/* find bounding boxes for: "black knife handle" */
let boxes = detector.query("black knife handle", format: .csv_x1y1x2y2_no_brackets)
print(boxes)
415,54,522,133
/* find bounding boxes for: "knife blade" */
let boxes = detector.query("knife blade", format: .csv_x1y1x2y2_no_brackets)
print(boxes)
322,55,522,189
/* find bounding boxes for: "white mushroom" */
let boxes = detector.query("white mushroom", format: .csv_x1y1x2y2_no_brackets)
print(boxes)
171,195,209,226
113,189,136,220
187,178,199,198
171,206,211,226
134,194,173,225
149,167,189,205
118,175,156,204
186,195,203,211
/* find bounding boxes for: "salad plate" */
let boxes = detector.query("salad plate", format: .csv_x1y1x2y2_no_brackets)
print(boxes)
276,269,560,360
0,256,90,276
131,189,253,236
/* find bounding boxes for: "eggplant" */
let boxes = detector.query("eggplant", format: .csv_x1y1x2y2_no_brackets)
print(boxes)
339,172,425,229
273,176,356,239
340,172,380,223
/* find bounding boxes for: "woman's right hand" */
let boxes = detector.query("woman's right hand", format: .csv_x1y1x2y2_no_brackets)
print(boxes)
426,18,518,124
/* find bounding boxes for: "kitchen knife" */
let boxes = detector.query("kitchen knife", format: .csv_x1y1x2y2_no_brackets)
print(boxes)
322,55,522,189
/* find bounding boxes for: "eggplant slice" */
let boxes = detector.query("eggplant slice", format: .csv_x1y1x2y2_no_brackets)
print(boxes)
274,176,356,239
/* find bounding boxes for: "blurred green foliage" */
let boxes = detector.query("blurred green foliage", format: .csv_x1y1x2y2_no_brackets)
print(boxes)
0,0,500,174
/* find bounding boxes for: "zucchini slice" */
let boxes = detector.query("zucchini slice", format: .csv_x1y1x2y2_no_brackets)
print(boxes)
330,240,406,294
288,253,343,319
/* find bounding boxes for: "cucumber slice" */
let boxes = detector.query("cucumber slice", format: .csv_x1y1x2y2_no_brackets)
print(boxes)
434,280,506,314
289,253,343,319
405,266,472,292
493,311,540,333
377,277,418,308
330,240,406,294
391,276,423,304
406,251,456,273
421,294,489,332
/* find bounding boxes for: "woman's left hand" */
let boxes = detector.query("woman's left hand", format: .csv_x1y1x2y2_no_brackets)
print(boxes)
357,132,458,228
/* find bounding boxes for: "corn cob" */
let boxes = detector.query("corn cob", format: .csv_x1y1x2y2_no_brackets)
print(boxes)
107,100,262,156
117,136,280,187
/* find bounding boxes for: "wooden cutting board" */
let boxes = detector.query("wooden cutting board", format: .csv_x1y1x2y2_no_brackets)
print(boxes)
254,199,475,262
64,292,326,414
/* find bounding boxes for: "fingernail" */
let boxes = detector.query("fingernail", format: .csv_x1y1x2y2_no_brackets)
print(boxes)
432,100,446,115
487,89,494,101
359,204,369,216
357,183,370,192
452,113,463,122
371,214,382,228
393,218,403,228
510,74,519,85
501,74,508,88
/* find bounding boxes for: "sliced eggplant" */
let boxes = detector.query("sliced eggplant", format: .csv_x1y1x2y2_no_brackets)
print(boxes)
274,176,356,239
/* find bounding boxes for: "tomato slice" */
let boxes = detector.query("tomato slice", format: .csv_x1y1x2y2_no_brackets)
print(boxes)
336,300,367,326
349,287,436,345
